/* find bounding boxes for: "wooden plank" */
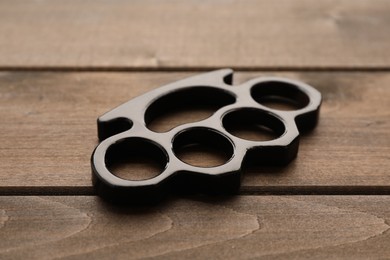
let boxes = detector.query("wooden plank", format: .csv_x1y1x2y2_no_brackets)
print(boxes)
0,71,389,192
1,0,390,69
0,196,389,259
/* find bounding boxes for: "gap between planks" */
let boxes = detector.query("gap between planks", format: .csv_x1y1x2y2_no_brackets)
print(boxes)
1,186,390,196
2,66,390,72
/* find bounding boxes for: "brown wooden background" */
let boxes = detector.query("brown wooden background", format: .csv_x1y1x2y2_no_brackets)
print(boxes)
1,0,389,258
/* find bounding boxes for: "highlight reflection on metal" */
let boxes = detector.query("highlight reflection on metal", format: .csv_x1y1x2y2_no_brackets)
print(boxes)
91,69,322,203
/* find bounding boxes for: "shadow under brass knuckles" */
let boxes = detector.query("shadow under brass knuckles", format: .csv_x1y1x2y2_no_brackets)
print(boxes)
91,69,322,204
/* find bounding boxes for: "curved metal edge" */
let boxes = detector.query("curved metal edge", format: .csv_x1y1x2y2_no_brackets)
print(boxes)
97,69,235,141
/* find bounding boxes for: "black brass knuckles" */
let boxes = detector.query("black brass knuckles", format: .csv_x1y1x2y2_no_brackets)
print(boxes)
91,69,322,203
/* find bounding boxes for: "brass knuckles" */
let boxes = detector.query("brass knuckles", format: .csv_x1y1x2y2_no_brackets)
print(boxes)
91,69,322,203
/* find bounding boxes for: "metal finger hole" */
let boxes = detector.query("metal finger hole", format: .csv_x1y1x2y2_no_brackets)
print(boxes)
251,81,310,111
172,128,234,168
222,108,286,141
105,138,168,181
145,87,235,132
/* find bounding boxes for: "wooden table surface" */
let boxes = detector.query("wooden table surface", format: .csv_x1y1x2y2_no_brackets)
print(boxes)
1,1,389,259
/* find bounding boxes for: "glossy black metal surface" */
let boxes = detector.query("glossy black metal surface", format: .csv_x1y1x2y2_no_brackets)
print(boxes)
91,69,322,203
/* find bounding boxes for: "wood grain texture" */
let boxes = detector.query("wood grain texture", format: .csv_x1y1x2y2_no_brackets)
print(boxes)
1,0,390,69
0,196,389,259
0,71,389,192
